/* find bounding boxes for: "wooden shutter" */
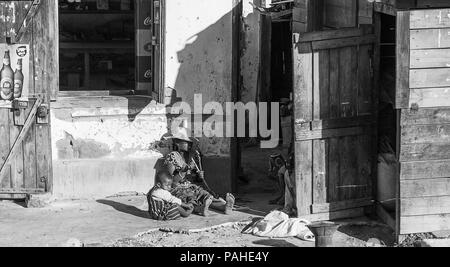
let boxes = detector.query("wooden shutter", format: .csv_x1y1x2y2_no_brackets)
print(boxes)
293,26,377,220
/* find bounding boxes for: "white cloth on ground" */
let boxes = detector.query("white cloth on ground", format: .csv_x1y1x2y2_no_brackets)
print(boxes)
243,210,315,242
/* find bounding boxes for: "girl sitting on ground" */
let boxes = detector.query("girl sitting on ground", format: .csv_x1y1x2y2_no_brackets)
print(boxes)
147,170,194,221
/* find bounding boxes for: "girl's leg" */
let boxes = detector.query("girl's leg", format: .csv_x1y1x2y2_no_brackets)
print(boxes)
165,203,182,220
194,196,213,216
210,193,235,214
210,197,227,212
178,204,194,218
225,193,235,214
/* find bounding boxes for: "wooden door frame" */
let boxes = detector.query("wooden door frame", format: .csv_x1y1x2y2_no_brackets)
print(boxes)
230,0,243,193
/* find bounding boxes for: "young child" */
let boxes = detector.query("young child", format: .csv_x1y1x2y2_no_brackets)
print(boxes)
147,170,194,221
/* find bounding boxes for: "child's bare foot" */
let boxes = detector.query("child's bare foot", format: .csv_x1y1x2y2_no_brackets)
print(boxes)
225,193,235,215
200,197,213,217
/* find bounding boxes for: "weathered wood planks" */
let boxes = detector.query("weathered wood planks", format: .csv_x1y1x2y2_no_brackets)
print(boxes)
294,17,376,216
401,214,450,234
411,49,450,68
410,69,450,89
410,88,450,108
400,103,450,234
399,8,450,109
396,11,410,109
401,143,450,162
401,196,450,216
410,9,450,29
0,1,54,196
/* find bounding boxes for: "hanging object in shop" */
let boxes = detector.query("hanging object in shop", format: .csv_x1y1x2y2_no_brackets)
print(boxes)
0,44,30,102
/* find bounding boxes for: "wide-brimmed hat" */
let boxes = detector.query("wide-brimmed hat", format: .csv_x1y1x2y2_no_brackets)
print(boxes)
164,124,199,143
172,126,194,142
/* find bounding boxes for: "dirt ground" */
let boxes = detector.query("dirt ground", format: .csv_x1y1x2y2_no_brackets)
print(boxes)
0,194,397,247
0,143,400,247
110,220,396,247
0,195,255,247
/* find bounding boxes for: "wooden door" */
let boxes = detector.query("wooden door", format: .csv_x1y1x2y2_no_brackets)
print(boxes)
397,8,450,235
0,0,56,199
293,26,377,220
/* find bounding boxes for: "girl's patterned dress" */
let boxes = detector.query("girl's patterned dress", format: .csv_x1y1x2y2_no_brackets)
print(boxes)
147,183,181,221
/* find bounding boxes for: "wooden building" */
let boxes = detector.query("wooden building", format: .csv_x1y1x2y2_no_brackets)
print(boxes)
1,0,450,241
291,0,450,240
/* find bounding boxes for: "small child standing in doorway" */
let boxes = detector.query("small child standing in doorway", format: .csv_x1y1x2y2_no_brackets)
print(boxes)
147,170,194,221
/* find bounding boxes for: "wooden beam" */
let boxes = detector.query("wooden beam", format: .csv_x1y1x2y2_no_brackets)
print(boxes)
298,27,370,43
312,198,373,213
302,207,366,222
395,11,410,109
374,2,396,16
295,125,374,141
14,0,42,42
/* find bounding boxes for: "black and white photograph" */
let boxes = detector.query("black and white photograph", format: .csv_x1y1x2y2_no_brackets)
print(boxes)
0,0,449,251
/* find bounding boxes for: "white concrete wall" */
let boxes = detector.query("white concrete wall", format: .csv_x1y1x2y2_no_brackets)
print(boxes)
50,97,169,199
50,98,169,161
164,0,234,105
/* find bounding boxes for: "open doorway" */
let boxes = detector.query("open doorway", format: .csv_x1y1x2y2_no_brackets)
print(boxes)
237,7,294,215
376,12,398,229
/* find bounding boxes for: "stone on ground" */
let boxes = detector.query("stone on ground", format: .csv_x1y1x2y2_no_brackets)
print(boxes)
420,239,450,247
25,193,53,208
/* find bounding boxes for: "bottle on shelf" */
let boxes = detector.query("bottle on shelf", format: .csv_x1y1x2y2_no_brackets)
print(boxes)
121,0,131,10
0,50,14,101
97,0,109,10
14,59,24,99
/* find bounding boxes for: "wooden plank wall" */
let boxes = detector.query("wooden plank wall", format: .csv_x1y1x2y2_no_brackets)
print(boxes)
0,1,56,196
399,109,450,234
398,8,450,234
407,9,450,108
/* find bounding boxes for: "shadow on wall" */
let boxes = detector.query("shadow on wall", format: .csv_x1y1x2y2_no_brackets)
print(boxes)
167,6,235,106
165,1,261,105
151,4,249,195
